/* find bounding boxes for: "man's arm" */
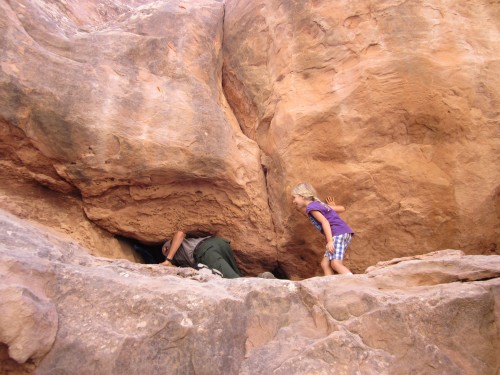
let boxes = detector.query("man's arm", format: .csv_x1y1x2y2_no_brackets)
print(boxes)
161,230,186,266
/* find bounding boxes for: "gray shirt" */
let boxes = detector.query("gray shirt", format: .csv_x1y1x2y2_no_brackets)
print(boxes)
165,236,211,266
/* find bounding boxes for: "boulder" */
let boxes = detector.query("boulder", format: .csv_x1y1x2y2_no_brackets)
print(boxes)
0,286,58,364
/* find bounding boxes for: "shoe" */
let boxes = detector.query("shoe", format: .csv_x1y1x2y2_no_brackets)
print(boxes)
197,264,223,277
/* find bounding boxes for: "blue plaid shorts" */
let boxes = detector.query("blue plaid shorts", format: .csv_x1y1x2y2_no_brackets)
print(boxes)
324,233,352,261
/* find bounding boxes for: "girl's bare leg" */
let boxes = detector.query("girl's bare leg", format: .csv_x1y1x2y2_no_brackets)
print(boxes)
331,260,351,274
321,257,334,275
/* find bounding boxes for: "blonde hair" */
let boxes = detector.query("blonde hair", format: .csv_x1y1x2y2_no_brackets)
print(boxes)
292,182,317,200
292,182,331,210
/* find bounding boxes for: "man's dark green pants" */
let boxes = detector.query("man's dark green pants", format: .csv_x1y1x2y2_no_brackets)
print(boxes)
195,237,242,279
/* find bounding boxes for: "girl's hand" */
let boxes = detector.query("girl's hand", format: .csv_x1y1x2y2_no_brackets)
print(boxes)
325,196,336,206
325,196,346,213
326,240,334,253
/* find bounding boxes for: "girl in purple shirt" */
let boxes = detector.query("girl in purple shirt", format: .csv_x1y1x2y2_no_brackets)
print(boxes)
292,182,354,276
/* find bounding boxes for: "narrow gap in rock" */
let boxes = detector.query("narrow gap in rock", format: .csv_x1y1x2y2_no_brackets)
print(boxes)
272,261,290,280
459,276,498,283
220,2,281,277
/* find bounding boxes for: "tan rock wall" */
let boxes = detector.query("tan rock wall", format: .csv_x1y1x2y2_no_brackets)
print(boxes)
223,0,500,278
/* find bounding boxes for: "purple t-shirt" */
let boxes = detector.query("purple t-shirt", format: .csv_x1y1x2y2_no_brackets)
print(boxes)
306,201,353,236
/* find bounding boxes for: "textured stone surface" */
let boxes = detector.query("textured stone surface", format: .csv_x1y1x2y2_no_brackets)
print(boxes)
223,0,500,278
0,0,276,274
1,210,499,374
0,286,58,364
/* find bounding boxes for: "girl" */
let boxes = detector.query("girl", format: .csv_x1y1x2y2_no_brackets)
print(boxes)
292,182,354,276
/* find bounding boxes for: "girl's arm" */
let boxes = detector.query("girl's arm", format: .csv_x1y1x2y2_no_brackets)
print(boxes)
161,230,186,265
325,196,346,213
310,211,335,253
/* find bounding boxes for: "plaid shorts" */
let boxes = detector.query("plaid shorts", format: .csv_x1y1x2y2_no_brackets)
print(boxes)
324,233,353,261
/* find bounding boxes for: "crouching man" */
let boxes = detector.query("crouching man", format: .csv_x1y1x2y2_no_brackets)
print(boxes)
161,231,242,279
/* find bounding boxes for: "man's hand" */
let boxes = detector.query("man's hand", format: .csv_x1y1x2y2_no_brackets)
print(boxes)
160,260,175,267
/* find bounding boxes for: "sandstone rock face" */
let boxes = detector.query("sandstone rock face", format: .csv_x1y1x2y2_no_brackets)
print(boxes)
0,0,276,274
1,210,500,374
1,0,499,280
223,0,500,278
